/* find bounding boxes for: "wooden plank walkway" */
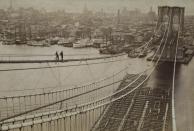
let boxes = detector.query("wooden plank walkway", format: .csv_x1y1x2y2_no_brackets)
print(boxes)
93,74,172,131
0,53,126,64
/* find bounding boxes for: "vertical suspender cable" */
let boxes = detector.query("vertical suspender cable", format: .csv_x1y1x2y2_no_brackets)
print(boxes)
52,92,54,110
56,119,59,131
75,114,77,131
12,98,14,114
30,96,32,110
19,97,21,113
85,112,87,131
63,117,66,131
70,116,72,131
81,111,83,131
48,121,51,131
6,98,8,117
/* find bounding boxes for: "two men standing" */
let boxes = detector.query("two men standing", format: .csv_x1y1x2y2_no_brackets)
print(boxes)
55,51,63,61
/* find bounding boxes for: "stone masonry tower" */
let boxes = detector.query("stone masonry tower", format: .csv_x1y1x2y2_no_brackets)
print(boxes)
156,6,185,34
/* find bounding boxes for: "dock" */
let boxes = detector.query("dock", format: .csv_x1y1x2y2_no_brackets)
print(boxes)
147,55,193,64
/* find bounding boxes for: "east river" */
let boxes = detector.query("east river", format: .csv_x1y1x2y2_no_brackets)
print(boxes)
0,45,193,130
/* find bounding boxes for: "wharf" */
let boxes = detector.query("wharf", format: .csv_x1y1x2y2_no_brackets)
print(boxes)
92,74,172,131
147,55,193,64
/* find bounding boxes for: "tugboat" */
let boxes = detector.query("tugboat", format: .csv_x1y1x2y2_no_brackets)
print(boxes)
138,52,147,58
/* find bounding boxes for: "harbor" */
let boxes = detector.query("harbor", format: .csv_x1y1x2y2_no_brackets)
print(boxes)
0,0,194,131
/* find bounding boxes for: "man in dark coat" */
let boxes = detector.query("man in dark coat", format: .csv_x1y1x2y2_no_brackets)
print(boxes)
56,51,59,61
60,51,63,61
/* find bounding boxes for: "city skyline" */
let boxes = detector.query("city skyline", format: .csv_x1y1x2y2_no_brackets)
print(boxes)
0,0,193,15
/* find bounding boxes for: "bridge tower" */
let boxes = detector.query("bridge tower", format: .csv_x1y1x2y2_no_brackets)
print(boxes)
156,6,184,33
156,6,185,62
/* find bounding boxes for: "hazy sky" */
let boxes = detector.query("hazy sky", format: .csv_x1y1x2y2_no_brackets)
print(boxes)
0,0,194,15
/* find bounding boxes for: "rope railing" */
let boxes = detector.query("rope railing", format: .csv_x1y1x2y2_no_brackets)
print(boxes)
0,53,98,57
0,53,126,64
0,53,100,63
0,54,127,72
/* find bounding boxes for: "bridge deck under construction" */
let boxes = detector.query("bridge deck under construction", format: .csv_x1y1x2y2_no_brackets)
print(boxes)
93,74,172,131
0,54,125,64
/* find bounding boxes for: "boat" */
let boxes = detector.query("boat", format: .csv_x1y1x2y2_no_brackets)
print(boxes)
99,48,110,54
63,41,73,47
73,38,93,48
138,52,147,58
128,49,138,58
58,38,73,47
128,52,138,58
27,40,50,47
49,37,60,45
2,39,14,45
15,39,27,45
58,38,66,45
99,44,124,54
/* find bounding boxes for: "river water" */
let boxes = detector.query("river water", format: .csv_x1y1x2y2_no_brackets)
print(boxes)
0,45,193,130
147,59,194,130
